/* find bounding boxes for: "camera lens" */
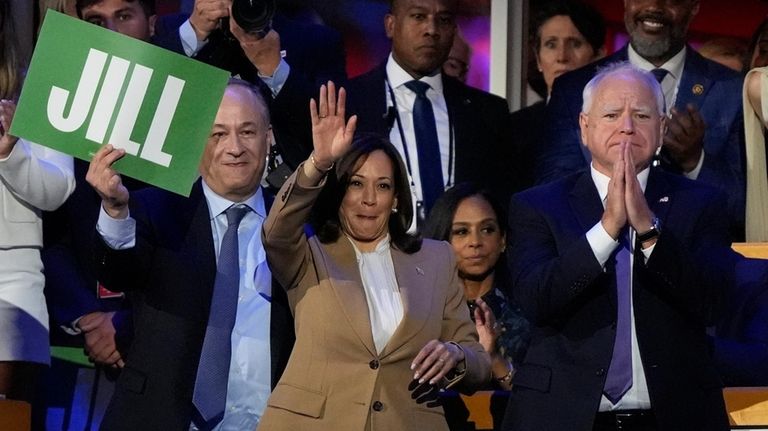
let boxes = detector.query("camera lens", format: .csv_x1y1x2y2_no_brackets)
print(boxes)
231,0,276,36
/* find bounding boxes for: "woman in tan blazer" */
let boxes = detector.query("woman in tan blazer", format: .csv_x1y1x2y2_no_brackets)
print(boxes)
259,83,490,430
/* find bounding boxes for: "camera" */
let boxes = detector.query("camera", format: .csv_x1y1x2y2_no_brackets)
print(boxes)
231,0,276,38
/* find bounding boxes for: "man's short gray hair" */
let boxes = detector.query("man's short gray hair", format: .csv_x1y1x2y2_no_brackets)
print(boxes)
581,62,666,116
226,77,271,126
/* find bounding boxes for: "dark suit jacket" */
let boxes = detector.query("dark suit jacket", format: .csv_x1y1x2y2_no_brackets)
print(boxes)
508,100,546,193
502,168,736,431
713,256,768,386
43,159,148,349
346,63,513,203
95,182,294,431
537,45,746,240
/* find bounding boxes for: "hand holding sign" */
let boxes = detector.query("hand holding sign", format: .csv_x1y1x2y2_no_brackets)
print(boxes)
86,144,130,219
0,99,19,159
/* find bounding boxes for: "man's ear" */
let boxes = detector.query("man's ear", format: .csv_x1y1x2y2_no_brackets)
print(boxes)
578,112,589,147
149,14,157,38
384,13,395,39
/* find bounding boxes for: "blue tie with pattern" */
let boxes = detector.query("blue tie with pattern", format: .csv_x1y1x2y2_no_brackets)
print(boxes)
603,232,633,404
404,80,444,215
193,205,249,428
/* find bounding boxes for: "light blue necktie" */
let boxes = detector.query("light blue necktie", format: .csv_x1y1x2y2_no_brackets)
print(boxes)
193,205,249,428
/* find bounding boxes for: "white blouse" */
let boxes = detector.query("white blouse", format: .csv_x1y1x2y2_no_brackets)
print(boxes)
350,235,404,354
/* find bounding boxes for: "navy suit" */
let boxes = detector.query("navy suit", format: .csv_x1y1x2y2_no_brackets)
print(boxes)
346,63,513,203
502,168,736,431
94,182,294,431
537,45,745,240
713,256,768,386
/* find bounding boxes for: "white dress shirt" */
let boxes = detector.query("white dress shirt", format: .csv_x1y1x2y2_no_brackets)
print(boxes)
350,235,404,354
97,181,272,430
584,165,654,411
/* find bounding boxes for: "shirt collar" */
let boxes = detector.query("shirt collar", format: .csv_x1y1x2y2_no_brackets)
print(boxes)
348,233,392,259
590,164,650,204
201,180,266,220
627,44,686,82
386,53,444,94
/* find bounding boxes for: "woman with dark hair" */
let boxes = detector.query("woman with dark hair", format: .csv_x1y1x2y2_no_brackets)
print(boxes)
424,183,530,390
259,83,490,431
510,0,606,191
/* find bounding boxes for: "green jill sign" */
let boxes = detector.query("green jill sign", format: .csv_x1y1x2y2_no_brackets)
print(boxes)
11,11,229,196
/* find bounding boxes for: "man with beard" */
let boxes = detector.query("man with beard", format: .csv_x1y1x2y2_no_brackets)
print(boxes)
536,0,745,241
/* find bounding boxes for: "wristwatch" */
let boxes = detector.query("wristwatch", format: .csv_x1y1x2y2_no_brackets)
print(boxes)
636,217,661,243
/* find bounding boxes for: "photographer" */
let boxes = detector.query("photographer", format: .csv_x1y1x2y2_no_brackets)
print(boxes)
155,0,347,190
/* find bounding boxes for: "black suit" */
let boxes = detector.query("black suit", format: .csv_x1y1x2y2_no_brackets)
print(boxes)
95,182,294,431
346,63,513,203
502,168,736,431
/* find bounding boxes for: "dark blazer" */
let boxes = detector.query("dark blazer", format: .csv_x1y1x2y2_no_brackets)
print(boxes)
94,182,294,431
713,256,768,386
537,45,745,240
346,63,513,202
43,159,147,348
508,100,546,193
502,168,736,431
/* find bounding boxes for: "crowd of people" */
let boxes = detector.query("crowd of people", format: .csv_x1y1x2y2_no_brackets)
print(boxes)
2,0,768,430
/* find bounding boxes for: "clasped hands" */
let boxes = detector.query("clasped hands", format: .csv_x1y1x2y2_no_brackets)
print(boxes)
601,142,656,244
663,104,705,174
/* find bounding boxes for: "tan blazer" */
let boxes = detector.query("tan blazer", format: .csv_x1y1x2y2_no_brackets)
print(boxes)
259,167,490,431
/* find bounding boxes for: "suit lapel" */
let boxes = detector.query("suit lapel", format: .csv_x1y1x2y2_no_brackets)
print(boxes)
568,172,604,234
644,169,673,225
443,76,472,180
185,181,217,304
674,47,713,110
324,237,378,356
380,247,432,358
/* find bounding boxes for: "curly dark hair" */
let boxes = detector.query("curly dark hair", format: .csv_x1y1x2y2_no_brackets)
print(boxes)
310,133,422,254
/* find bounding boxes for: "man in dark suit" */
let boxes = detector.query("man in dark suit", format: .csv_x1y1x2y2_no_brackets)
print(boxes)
86,79,294,430
346,0,511,224
503,63,736,431
537,0,745,240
